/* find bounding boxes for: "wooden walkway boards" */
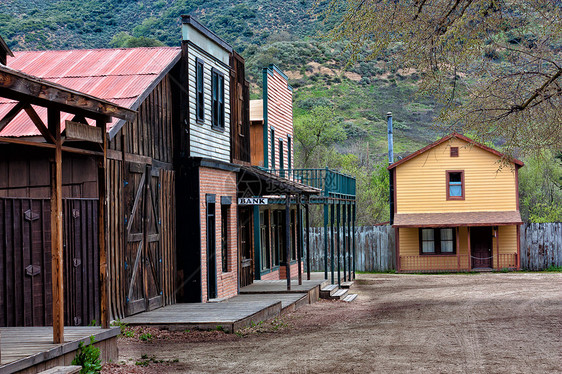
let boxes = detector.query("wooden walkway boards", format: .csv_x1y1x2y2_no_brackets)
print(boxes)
0,326,119,374
124,278,328,332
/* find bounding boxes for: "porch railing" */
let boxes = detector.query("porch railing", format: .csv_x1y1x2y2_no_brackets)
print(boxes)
497,253,518,269
400,254,470,272
263,167,356,199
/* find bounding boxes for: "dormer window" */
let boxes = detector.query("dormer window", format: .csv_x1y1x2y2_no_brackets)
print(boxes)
446,170,464,200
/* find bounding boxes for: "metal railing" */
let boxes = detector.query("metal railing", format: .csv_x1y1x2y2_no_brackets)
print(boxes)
263,167,356,199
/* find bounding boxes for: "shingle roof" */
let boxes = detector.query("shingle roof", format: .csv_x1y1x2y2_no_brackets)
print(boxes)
388,133,524,169
393,211,523,227
0,47,181,137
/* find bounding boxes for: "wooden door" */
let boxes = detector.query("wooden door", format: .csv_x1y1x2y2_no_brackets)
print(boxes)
124,163,162,316
239,207,253,287
471,227,493,268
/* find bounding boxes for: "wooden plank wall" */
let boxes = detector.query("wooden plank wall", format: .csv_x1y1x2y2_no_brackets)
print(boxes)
306,225,396,273
0,197,99,327
520,223,562,270
106,73,176,320
159,170,176,306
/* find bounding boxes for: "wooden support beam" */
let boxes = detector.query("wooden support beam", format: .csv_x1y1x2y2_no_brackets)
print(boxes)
26,104,56,144
285,194,291,290
323,203,329,281
516,225,521,271
352,203,356,280
0,136,105,156
97,119,109,329
337,203,341,288
456,227,461,271
49,108,64,344
330,202,335,284
496,226,500,270
0,101,26,132
297,195,302,286
467,227,472,271
305,201,310,281
342,201,346,282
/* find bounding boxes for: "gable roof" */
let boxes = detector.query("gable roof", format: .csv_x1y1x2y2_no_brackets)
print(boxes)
387,132,524,170
0,47,181,138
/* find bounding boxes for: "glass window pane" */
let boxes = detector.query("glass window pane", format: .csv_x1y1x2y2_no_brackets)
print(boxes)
441,241,453,252
422,241,435,253
450,185,462,196
422,229,434,240
441,228,453,240
450,172,461,182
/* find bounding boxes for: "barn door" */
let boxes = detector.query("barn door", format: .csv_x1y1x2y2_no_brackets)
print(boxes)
124,162,162,316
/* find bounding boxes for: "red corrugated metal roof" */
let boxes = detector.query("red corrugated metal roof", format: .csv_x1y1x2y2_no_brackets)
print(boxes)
0,47,181,137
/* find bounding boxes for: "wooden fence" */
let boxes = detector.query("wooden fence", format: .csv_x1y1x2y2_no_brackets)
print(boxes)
520,223,562,270
306,225,395,272
306,223,561,272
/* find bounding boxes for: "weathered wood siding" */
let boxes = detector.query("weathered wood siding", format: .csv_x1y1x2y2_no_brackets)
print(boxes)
264,67,293,170
0,149,98,199
395,138,518,213
0,198,99,327
520,223,562,270
306,226,395,272
230,52,250,164
109,75,174,163
106,72,176,319
185,43,231,162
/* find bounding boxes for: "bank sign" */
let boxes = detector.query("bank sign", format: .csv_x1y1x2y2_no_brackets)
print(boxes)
238,197,269,205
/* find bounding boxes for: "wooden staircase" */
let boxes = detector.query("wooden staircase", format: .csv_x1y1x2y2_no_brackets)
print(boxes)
320,281,357,302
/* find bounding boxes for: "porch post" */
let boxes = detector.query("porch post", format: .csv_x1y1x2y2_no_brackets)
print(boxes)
516,225,521,271
330,201,335,284
97,119,109,329
297,194,302,285
253,205,261,280
305,200,311,280
347,204,351,280
49,108,64,344
285,194,291,290
352,203,356,280
337,203,341,288
467,227,472,271
342,201,346,282
323,203,328,280
456,226,461,272
495,226,500,270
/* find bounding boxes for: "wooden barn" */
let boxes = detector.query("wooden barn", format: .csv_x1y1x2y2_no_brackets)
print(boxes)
1,46,182,323
389,133,524,272
0,56,134,346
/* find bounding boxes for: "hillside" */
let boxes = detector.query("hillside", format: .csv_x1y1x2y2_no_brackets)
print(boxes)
0,0,440,161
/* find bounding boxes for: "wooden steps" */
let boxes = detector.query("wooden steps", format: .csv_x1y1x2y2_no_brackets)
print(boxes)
320,281,357,302
40,366,82,374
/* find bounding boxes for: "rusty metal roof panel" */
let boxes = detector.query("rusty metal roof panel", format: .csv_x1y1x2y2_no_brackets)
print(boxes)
0,47,181,137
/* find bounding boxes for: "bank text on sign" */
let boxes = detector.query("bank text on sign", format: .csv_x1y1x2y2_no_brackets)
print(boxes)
238,198,269,205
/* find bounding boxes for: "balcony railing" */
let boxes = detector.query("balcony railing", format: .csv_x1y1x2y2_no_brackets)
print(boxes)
263,167,356,199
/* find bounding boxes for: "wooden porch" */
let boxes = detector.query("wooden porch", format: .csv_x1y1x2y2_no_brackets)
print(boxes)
0,326,119,374
123,278,328,332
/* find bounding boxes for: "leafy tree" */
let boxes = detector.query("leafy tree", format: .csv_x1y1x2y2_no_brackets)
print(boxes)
519,150,562,223
322,0,562,156
109,32,164,48
294,105,346,167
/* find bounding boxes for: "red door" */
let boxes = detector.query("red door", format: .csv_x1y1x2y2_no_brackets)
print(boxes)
471,227,493,268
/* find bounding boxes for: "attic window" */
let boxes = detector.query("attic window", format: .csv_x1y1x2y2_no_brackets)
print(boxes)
450,147,459,157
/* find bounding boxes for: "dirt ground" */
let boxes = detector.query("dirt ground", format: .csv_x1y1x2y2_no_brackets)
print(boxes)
104,273,561,374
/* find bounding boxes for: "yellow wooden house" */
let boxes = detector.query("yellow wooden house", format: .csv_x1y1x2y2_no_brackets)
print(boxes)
388,133,524,272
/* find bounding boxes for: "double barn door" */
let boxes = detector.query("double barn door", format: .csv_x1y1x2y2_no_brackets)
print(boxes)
124,162,162,316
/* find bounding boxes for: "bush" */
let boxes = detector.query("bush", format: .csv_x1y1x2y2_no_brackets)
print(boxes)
72,336,102,374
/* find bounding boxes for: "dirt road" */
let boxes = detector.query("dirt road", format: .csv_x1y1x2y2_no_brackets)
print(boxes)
104,273,561,373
